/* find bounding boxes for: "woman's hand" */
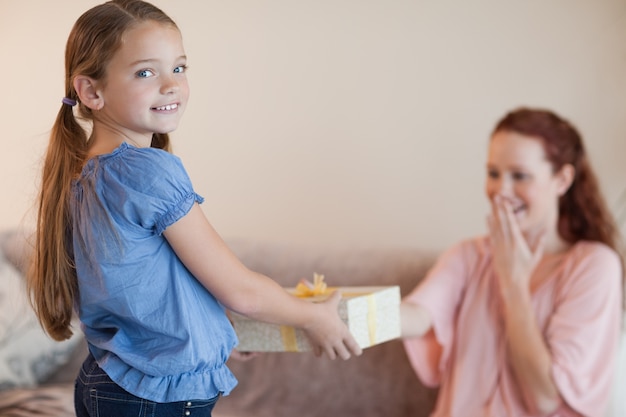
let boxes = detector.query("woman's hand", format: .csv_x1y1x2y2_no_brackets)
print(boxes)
302,290,363,360
229,349,261,361
400,301,432,338
488,195,561,413
487,195,545,297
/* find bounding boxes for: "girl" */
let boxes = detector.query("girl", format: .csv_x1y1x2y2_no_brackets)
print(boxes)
28,1,361,416
401,108,623,416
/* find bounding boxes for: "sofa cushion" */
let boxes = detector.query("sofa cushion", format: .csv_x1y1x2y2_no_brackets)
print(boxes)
0,247,82,390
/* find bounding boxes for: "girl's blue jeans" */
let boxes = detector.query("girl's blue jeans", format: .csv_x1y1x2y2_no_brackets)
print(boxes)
74,353,220,417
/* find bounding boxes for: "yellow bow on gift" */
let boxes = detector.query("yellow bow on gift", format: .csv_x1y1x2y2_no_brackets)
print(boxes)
294,273,329,297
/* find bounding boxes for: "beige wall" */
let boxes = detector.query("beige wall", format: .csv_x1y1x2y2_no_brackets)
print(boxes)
1,1,625,251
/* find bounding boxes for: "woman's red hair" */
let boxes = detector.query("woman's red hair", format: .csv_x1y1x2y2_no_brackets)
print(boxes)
493,107,620,252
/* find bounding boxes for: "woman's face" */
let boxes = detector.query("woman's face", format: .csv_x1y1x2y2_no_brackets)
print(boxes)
485,130,570,235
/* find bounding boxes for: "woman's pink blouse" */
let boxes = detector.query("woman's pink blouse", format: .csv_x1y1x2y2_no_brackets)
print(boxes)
403,237,622,417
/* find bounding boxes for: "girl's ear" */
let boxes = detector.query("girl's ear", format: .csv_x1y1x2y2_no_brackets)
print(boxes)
73,76,104,110
556,163,575,196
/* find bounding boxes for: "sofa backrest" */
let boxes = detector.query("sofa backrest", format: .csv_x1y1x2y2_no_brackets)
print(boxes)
215,239,439,417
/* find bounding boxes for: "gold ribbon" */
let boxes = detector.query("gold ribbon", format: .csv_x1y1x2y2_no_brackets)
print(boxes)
294,273,329,297
289,273,380,349
280,326,299,352
366,294,377,346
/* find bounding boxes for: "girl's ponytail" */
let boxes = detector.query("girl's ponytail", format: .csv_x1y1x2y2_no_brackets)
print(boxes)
29,101,87,341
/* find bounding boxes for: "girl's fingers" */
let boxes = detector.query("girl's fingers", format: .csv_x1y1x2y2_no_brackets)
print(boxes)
344,333,362,358
323,345,337,360
333,342,350,361
313,345,323,357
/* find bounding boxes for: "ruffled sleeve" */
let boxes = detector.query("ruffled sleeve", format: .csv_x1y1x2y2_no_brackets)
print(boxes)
97,145,205,236
547,242,623,417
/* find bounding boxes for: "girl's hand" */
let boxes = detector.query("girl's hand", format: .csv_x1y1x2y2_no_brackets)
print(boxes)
302,290,363,360
487,195,545,297
164,205,361,360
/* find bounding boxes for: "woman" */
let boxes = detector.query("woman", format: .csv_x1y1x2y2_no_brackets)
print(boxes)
401,107,623,416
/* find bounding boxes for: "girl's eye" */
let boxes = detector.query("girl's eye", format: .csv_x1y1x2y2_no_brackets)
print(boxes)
136,69,154,78
173,65,187,74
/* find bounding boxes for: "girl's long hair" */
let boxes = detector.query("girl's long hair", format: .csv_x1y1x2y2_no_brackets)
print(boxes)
29,0,177,341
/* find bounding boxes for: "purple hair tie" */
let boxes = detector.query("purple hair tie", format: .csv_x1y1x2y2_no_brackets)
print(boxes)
62,97,77,107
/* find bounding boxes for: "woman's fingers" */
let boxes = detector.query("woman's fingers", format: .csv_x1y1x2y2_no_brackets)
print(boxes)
492,195,525,249
528,228,547,262
502,197,525,244
489,196,510,251
230,349,261,361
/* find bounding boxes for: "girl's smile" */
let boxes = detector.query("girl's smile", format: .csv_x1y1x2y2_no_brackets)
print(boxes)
85,20,189,150
152,103,180,112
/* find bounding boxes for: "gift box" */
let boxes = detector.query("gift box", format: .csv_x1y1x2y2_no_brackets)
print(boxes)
230,276,401,352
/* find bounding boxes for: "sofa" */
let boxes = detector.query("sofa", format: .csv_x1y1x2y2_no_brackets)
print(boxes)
0,229,439,417
0,229,624,417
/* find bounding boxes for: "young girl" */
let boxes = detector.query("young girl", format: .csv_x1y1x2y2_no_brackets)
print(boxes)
28,1,361,415
401,108,623,416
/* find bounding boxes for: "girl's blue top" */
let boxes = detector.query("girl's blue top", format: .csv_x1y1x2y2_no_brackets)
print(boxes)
71,143,238,402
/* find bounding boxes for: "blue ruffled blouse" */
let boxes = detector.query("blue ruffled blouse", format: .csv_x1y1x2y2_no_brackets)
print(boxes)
71,143,238,402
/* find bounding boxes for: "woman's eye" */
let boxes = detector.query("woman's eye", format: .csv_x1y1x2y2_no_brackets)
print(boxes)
174,65,187,74
487,170,499,179
136,69,154,78
512,172,528,181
